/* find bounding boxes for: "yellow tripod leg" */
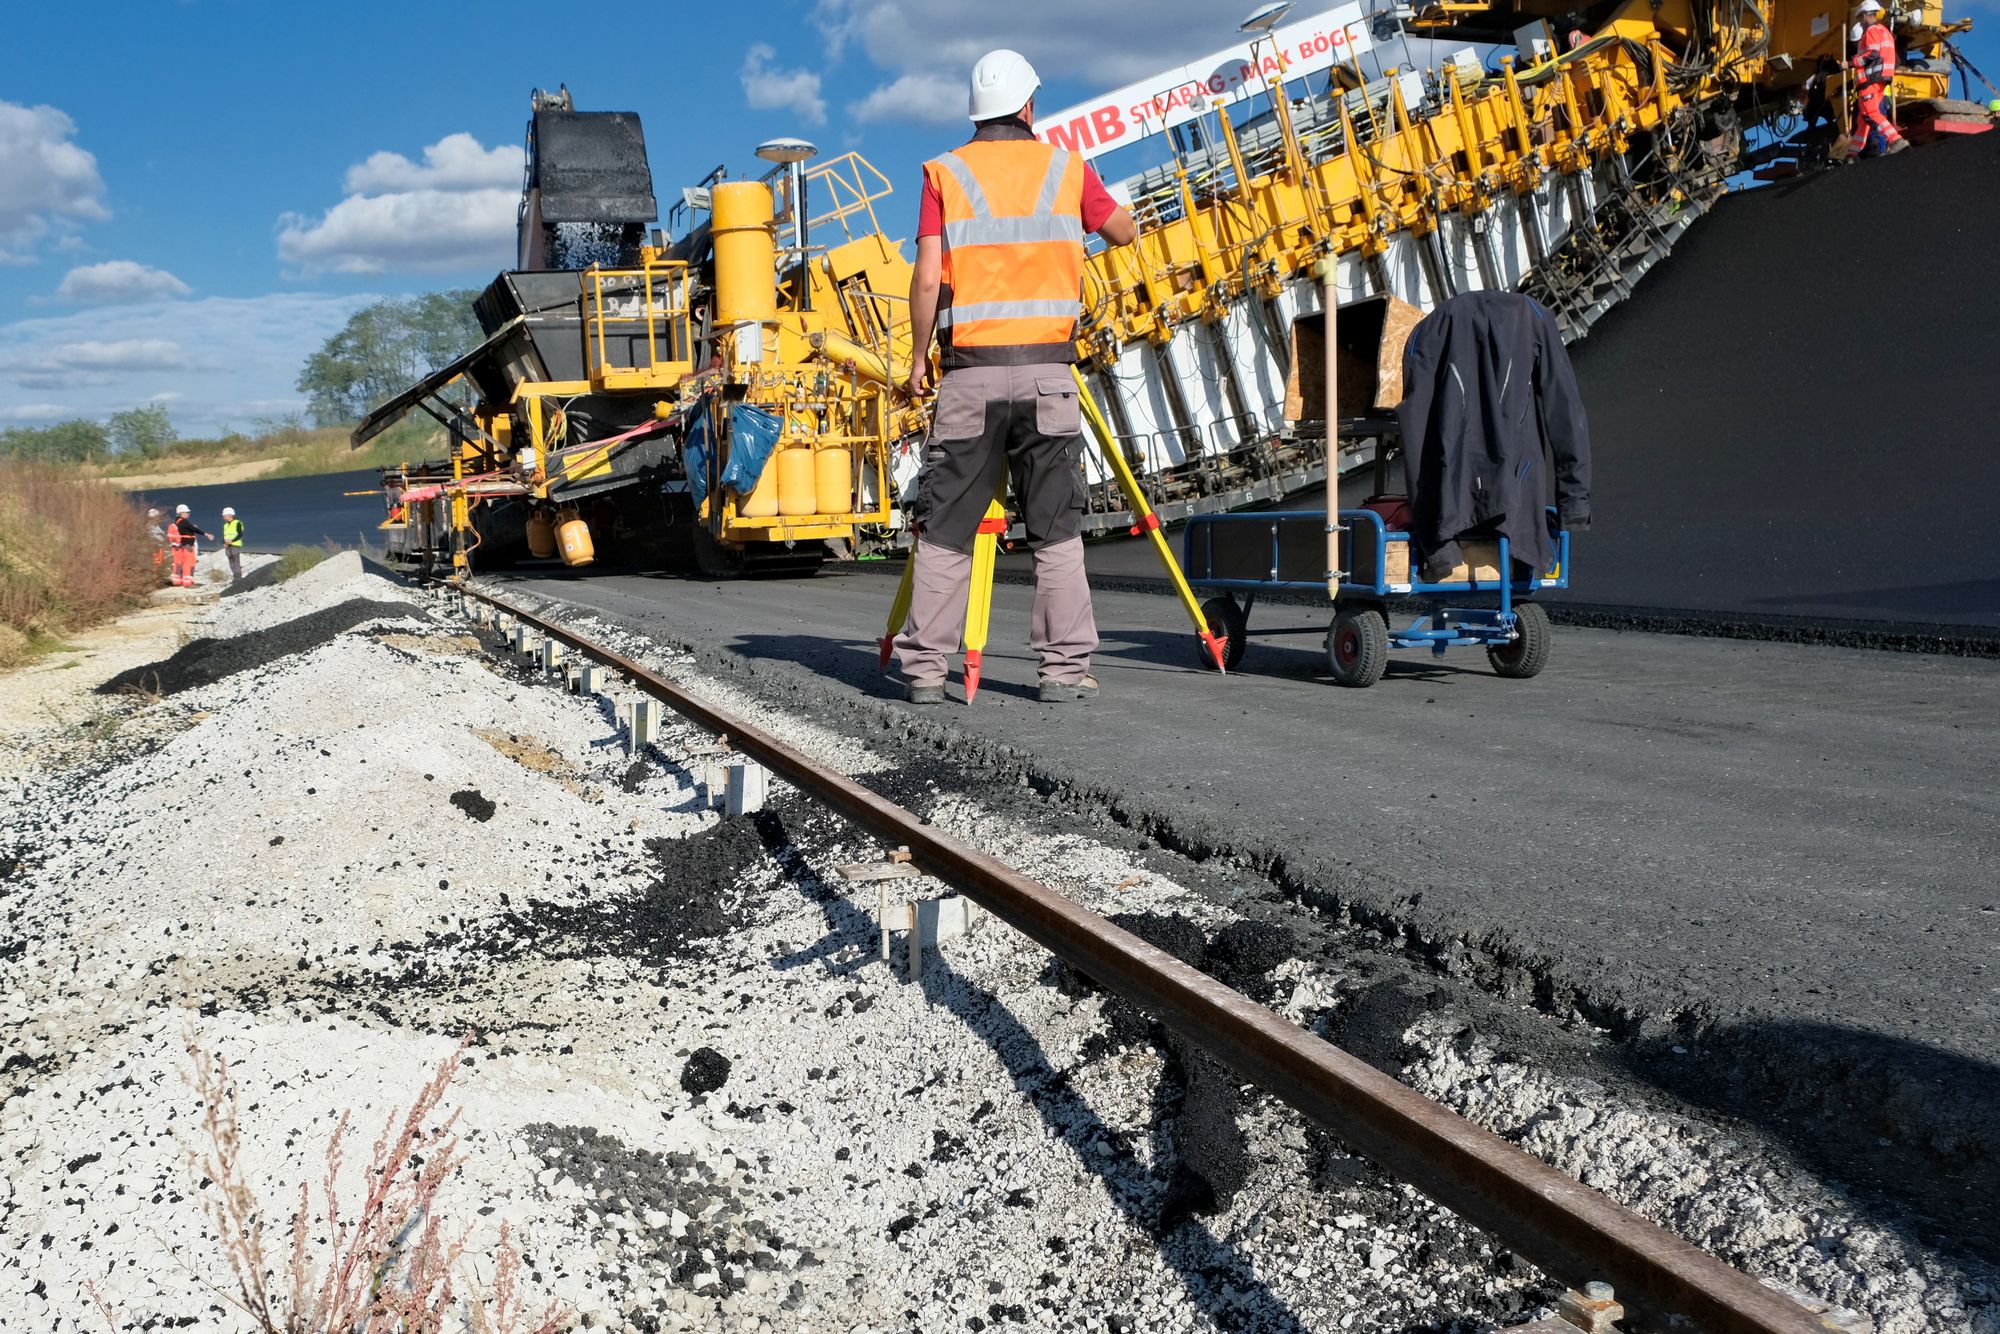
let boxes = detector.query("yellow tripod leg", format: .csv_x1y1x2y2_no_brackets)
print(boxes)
1070,366,1229,672
961,497,1007,702
879,542,917,671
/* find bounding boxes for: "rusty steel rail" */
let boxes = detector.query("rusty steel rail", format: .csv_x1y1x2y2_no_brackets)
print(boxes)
454,582,1829,1334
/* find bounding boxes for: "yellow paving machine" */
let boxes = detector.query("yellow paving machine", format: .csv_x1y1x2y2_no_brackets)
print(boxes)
357,0,1984,577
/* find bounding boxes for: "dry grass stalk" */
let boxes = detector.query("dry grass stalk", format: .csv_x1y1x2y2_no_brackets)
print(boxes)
181,1030,568,1333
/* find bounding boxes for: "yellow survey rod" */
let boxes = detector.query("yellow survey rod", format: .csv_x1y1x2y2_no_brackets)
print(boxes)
961,496,1008,702
1069,367,1227,673
878,557,917,672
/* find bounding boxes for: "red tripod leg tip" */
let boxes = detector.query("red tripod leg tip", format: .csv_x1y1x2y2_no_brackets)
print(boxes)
963,650,982,703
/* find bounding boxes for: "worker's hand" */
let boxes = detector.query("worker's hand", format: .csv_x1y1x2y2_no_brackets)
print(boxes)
905,362,934,401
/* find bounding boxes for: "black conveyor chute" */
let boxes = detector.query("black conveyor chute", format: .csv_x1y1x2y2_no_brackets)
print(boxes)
349,316,524,448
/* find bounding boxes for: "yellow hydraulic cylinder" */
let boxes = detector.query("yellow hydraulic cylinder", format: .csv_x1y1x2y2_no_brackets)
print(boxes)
812,330,893,389
711,181,777,325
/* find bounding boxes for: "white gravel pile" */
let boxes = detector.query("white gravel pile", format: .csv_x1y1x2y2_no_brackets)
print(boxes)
202,550,413,638
3,569,1987,1334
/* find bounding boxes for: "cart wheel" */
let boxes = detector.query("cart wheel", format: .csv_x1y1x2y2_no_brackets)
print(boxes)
1326,606,1389,688
1487,601,1552,679
1197,596,1247,671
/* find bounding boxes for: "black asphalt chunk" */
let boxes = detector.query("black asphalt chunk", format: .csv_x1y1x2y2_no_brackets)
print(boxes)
97,597,423,697
449,789,496,822
680,1046,731,1096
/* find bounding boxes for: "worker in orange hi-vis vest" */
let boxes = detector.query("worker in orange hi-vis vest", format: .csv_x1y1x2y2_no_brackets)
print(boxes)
167,504,212,588
1847,0,1909,157
896,49,1138,706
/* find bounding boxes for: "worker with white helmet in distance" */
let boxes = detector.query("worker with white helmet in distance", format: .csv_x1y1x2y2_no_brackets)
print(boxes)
220,506,245,583
895,49,1138,704
1845,0,1909,157
145,507,168,579
167,504,212,588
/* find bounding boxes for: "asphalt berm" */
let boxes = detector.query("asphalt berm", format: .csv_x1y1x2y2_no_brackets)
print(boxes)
97,596,422,697
1552,131,2000,630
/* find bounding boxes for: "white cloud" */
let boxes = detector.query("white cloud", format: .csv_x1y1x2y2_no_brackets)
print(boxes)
0,402,69,422
741,43,828,125
343,132,522,195
0,292,376,434
56,260,192,304
848,72,965,126
276,134,522,275
0,100,109,261
0,338,206,390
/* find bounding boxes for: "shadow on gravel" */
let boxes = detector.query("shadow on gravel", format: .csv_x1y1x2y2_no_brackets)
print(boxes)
1616,1022,2000,1264
749,800,1319,1333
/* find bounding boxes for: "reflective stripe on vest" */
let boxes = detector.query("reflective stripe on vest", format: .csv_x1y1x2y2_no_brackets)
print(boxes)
1855,22,1895,83
926,141,1086,366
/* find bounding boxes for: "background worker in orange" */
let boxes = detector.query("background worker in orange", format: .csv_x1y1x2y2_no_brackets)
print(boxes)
167,504,212,588
896,49,1137,704
1848,0,1909,157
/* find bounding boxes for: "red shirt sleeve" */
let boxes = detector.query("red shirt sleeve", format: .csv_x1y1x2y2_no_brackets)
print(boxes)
917,173,942,239
1079,165,1119,233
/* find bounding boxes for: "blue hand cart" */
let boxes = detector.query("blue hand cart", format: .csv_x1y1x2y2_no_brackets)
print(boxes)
1180,508,1573,688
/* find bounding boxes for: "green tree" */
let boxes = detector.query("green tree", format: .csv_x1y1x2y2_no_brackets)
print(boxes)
108,404,176,458
296,290,482,427
0,419,110,463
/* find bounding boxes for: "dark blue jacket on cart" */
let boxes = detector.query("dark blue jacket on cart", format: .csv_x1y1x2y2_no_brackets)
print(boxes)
1395,292,1592,581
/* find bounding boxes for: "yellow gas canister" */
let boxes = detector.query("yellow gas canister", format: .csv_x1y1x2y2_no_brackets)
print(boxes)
525,510,556,559
815,447,853,515
739,461,781,516
556,511,595,567
777,447,817,516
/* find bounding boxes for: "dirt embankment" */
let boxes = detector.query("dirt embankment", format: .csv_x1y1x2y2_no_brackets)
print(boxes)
103,457,286,491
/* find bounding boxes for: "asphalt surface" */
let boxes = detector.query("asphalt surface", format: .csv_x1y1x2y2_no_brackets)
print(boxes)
132,467,385,553
492,567,1997,1068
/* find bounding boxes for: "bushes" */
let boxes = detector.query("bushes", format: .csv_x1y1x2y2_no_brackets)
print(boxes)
0,459,156,667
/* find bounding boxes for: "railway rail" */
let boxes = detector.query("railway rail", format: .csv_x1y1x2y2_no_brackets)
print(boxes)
449,580,1836,1334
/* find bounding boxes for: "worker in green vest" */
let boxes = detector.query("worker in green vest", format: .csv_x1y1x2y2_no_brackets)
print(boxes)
221,506,245,583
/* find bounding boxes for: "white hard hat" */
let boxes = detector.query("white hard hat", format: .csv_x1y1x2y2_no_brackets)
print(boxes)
146,508,160,517
175,504,190,514
221,506,236,516
969,50,1039,122
1857,0,1883,12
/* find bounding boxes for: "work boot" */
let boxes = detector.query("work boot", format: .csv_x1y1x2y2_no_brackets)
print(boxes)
1037,675,1099,703
1887,139,1909,155
906,682,946,705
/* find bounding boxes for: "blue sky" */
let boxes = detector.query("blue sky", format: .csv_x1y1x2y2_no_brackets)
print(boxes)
3,0,1995,436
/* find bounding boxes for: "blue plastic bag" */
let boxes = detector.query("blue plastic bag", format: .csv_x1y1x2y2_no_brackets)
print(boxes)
719,405,781,499
682,408,711,509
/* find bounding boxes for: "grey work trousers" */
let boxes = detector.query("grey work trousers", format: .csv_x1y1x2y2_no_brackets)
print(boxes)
894,363,1098,686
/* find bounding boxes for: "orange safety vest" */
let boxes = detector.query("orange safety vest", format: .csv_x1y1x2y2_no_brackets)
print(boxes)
1854,20,1896,85
924,137,1086,368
